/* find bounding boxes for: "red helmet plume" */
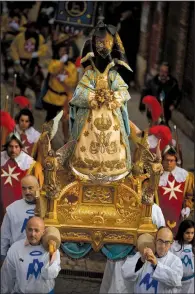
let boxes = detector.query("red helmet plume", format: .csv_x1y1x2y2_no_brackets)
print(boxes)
149,125,172,151
142,95,162,123
75,56,81,68
0,111,16,133
14,96,32,110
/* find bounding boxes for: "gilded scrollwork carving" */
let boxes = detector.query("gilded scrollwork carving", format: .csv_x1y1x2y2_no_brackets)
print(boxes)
105,234,134,242
61,232,90,238
72,156,126,173
83,185,114,204
91,212,105,225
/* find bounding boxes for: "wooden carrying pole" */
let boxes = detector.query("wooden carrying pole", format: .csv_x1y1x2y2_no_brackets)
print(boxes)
173,125,182,167
1,95,9,149
10,73,17,118
159,92,165,123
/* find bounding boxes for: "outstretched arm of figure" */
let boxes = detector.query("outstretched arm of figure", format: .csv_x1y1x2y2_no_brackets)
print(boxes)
69,70,96,109
10,35,20,62
111,71,131,104
36,35,49,58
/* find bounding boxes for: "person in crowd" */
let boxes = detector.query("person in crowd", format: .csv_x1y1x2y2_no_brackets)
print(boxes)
157,146,194,235
15,108,40,157
1,133,43,214
1,2,35,80
10,20,48,106
40,33,78,121
121,227,183,293
170,220,194,293
1,216,61,294
142,95,183,166
100,203,165,293
1,175,39,260
39,33,78,142
139,62,181,127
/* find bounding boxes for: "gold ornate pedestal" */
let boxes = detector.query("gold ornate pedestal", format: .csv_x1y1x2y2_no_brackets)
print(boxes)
36,121,162,251
37,175,157,251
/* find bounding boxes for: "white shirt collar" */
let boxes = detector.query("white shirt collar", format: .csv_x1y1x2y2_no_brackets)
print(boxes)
15,124,40,144
159,166,188,186
1,150,35,170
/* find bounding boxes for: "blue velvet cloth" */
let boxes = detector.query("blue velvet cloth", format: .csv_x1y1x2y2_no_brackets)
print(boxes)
61,242,92,259
61,242,135,260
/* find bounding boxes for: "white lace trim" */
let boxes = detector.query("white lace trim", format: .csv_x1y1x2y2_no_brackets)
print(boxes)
148,136,176,149
159,166,188,186
148,135,158,149
15,125,40,144
1,150,35,170
172,139,176,147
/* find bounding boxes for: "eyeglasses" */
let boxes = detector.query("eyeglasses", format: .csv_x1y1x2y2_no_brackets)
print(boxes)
163,159,176,163
156,239,173,246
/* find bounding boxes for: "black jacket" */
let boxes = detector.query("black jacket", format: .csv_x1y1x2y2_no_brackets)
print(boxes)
139,75,181,118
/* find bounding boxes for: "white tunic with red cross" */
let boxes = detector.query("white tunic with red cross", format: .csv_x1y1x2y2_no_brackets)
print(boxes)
1,151,35,210
15,125,40,156
158,166,188,235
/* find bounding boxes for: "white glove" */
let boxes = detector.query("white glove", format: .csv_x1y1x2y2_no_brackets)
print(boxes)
48,18,55,25
57,74,67,82
46,7,54,15
14,60,20,65
65,26,70,33
9,21,19,31
32,52,39,58
181,207,190,218
60,54,68,63
41,8,47,13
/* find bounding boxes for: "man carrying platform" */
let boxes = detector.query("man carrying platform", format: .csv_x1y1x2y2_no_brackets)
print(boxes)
1,217,61,294
1,175,39,260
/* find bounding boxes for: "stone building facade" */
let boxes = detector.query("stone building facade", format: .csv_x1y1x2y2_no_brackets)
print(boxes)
136,1,194,122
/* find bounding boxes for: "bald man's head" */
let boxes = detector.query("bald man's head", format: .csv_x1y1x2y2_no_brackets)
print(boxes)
26,216,45,245
21,175,40,202
156,226,173,257
27,216,45,229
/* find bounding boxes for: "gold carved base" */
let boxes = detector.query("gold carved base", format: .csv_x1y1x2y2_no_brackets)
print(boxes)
38,174,157,251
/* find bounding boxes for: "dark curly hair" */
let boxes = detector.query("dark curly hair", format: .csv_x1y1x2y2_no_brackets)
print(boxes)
3,134,23,151
175,220,195,254
162,146,178,162
15,108,34,127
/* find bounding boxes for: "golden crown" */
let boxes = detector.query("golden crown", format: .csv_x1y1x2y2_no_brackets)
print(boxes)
94,114,112,131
